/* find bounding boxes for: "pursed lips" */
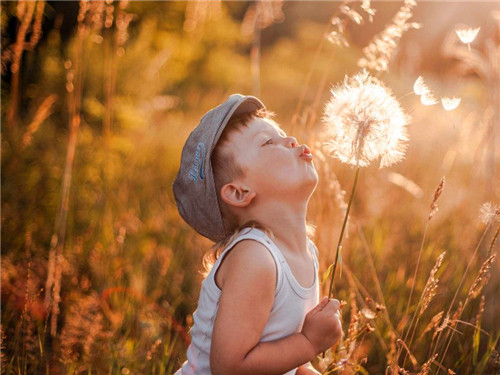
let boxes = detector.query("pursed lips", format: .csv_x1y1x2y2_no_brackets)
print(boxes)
299,145,313,161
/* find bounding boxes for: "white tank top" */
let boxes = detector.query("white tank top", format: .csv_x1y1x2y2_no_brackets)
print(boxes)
175,227,320,375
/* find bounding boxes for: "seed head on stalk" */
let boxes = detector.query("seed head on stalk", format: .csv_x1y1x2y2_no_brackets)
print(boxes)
455,26,480,51
479,202,500,225
323,70,411,169
322,70,410,298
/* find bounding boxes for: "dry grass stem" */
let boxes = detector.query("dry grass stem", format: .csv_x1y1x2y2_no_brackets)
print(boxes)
402,252,445,368
487,226,499,257
358,0,420,72
2,1,499,373
7,1,36,126
21,94,58,148
386,171,424,198
397,339,418,367
27,0,45,50
435,314,450,335
417,354,438,375
467,253,496,299
420,252,446,317
45,0,94,336
475,295,486,327
400,177,446,366
423,311,444,336
328,0,373,47
430,217,492,358
428,177,445,221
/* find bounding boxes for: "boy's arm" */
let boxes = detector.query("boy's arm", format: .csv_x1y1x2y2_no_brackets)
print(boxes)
210,240,341,375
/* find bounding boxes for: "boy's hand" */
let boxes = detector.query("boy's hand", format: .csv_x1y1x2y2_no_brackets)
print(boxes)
301,297,342,355
296,362,321,375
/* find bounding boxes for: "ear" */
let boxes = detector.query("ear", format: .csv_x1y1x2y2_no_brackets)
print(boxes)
220,182,256,208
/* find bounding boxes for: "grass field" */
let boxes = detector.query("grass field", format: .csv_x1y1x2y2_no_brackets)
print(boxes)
1,1,499,374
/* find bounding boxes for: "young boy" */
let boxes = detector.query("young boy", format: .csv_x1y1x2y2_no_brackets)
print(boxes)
173,94,342,375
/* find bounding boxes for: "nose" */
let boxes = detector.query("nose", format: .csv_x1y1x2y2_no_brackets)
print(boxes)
287,136,299,148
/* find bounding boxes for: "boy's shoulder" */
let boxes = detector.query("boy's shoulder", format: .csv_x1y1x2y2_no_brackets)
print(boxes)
223,238,276,272
217,238,277,290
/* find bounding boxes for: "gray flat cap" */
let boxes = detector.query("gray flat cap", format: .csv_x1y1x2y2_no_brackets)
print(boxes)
173,94,266,242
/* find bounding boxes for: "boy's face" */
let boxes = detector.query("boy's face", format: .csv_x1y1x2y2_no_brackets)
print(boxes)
224,117,318,201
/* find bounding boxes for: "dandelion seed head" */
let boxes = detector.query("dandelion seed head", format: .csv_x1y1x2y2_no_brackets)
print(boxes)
479,202,500,225
456,27,480,44
420,91,438,106
413,76,430,96
361,307,377,320
441,97,461,111
413,76,438,105
322,70,410,168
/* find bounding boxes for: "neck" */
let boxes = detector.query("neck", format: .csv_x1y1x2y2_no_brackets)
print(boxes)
242,198,310,255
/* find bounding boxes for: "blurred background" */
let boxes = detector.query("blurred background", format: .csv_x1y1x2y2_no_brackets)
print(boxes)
1,1,499,374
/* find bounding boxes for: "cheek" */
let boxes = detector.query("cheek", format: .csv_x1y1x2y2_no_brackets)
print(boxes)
259,153,295,177
245,158,288,188
256,157,308,186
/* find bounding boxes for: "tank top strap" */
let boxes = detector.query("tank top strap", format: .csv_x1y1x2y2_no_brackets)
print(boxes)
211,227,284,296
306,237,320,270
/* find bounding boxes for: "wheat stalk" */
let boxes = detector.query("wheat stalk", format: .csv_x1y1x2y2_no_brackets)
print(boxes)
398,177,445,368
7,1,35,127
435,253,496,373
45,0,91,337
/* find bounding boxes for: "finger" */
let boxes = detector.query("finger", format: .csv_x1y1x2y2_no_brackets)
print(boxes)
306,297,326,315
327,298,341,310
313,296,329,312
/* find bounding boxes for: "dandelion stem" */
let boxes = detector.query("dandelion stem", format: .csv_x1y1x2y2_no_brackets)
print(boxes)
328,166,361,299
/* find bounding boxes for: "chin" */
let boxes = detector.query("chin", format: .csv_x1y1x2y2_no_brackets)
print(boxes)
307,166,319,186
301,171,319,197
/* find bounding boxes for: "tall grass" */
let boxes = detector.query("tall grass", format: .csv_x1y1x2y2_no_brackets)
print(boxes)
1,1,499,374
